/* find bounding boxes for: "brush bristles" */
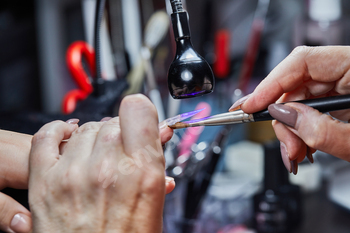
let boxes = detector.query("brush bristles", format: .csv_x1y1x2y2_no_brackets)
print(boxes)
168,122,190,129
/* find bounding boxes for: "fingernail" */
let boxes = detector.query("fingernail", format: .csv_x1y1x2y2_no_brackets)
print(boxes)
100,117,112,122
10,213,32,233
280,142,292,173
306,146,314,164
165,177,174,183
66,118,80,124
228,94,252,112
268,104,298,128
158,121,167,130
291,160,298,175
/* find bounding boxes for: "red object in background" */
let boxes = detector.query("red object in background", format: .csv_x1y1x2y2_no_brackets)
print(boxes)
237,19,264,93
62,41,96,114
213,30,231,79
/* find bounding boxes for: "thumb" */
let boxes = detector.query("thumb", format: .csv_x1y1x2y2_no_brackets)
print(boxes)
0,192,32,233
268,102,350,161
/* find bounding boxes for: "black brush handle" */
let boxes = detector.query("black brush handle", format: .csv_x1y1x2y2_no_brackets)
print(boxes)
253,94,350,122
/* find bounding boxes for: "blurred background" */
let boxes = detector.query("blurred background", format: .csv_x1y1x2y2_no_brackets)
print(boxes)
1,0,350,232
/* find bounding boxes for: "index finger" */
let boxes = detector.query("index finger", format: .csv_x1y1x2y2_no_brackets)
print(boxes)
242,46,350,113
30,121,78,175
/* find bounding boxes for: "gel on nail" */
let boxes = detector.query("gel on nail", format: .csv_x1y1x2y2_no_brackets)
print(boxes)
280,142,292,173
100,117,112,122
228,94,252,112
66,118,80,124
268,104,298,128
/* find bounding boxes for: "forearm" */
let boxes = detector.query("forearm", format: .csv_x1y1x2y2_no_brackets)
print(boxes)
0,130,32,189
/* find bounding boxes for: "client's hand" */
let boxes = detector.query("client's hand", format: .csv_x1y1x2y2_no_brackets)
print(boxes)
28,94,173,233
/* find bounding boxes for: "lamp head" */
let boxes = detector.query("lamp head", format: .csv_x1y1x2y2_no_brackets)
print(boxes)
168,0,214,99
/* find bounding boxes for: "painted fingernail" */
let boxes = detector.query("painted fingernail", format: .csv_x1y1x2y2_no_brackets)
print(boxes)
10,213,32,233
158,121,167,130
306,146,314,164
228,94,252,112
291,160,298,175
66,118,79,124
268,104,298,128
165,176,174,182
280,142,292,173
100,117,112,122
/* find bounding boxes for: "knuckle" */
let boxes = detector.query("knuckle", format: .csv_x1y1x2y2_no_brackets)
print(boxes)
101,128,121,144
140,170,164,194
74,122,101,135
291,45,310,57
61,165,84,190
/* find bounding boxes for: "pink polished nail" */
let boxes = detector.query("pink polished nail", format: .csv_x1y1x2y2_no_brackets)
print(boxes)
280,142,292,173
100,117,112,122
66,118,80,124
228,94,252,112
10,213,32,233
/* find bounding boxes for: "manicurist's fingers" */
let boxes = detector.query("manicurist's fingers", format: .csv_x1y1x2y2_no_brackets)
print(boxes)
269,102,350,162
271,120,306,175
0,192,32,233
30,120,78,175
241,46,350,113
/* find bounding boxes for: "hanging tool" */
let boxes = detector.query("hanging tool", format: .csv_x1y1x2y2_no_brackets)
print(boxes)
62,41,95,114
167,0,215,99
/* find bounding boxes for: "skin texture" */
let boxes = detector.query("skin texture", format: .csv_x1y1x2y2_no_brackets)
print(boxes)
236,46,350,164
0,94,175,233
0,130,32,233
28,94,174,233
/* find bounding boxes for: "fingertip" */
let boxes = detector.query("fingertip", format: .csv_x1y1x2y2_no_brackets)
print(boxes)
160,127,174,145
10,213,32,233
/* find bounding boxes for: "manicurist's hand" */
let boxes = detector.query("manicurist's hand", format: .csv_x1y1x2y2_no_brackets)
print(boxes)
229,46,350,174
0,130,32,233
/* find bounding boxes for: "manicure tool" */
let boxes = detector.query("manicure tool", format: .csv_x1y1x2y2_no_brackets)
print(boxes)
123,11,170,97
169,94,350,129
159,108,205,129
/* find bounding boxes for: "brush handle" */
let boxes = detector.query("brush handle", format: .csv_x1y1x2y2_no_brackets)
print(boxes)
253,94,350,122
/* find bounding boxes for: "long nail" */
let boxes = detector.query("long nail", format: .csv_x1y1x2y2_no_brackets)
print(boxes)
100,117,112,122
10,213,32,233
306,146,314,163
280,142,292,173
228,94,252,112
268,104,298,128
66,118,80,124
291,160,298,175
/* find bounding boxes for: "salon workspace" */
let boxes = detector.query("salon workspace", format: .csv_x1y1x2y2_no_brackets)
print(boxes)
2,0,350,232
